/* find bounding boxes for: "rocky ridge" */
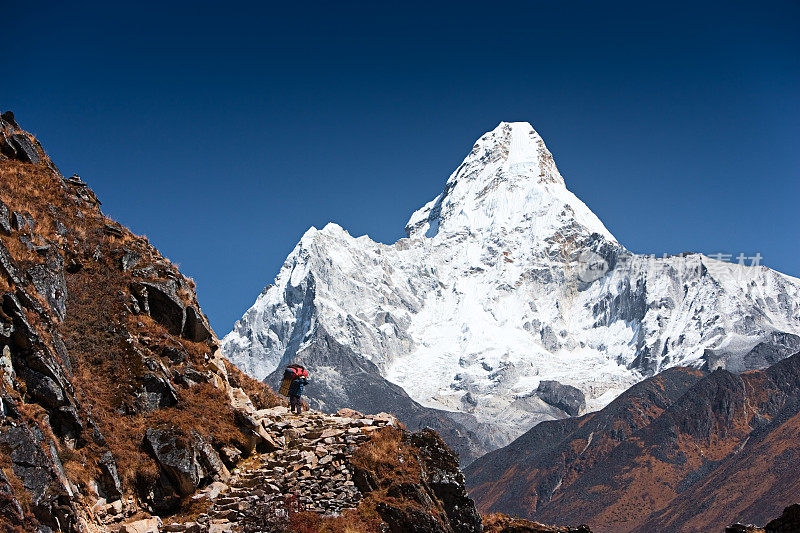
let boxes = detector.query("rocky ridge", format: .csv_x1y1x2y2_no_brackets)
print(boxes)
466,351,800,532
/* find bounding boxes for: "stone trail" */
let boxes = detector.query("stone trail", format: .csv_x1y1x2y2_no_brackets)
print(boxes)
149,407,396,533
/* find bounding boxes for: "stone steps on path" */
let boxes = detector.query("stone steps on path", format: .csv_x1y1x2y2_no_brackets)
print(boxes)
157,408,396,532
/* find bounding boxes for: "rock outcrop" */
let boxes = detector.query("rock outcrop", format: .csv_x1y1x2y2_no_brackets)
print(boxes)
534,381,585,417
153,407,483,533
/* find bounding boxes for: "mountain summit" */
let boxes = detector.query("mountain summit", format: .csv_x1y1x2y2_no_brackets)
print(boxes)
405,122,613,243
223,122,800,459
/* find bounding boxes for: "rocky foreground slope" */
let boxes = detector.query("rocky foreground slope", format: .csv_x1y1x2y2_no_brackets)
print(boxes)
222,121,800,459
0,112,530,533
466,351,800,533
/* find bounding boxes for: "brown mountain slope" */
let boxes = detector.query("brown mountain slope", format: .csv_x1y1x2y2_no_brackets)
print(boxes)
466,367,705,515
466,354,800,533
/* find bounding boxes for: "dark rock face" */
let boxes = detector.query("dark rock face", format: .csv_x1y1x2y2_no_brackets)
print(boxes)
131,280,215,343
9,133,40,164
0,425,77,531
137,281,185,335
410,429,483,533
377,502,450,533
144,428,205,497
183,306,211,342
98,451,123,501
535,380,585,416
765,504,800,532
26,254,68,321
25,369,66,408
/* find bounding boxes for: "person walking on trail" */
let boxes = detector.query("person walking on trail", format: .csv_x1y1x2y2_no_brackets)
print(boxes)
288,372,308,414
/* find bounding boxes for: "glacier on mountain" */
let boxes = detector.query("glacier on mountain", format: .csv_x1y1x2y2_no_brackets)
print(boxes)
222,122,800,453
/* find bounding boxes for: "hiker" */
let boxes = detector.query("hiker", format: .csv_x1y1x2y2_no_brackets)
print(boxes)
280,364,309,414
288,371,308,414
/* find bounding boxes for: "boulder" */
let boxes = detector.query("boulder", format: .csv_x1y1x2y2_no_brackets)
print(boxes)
219,446,242,468
335,408,364,419
144,428,204,496
536,380,586,417
194,433,231,483
120,517,162,533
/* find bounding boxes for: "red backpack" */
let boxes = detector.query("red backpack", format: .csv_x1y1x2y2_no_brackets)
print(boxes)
284,364,308,380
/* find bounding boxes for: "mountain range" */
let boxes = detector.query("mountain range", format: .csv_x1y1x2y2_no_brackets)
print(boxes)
222,121,800,462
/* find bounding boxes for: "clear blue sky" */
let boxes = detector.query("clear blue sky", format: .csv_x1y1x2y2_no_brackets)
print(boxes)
5,1,799,333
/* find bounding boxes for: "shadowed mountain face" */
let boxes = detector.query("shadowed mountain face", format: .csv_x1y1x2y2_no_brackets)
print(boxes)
466,352,800,533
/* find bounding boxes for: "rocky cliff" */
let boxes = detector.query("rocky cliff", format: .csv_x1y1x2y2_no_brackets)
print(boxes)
466,351,800,532
0,111,300,530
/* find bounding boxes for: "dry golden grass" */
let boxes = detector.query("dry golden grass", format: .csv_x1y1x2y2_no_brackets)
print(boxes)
482,513,575,532
224,359,284,410
349,426,420,484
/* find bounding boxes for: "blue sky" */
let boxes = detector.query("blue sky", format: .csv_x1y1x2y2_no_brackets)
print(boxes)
5,1,799,332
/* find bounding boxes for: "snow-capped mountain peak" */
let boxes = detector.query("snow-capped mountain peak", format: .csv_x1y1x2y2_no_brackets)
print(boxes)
405,122,615,245
222,122,800,460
